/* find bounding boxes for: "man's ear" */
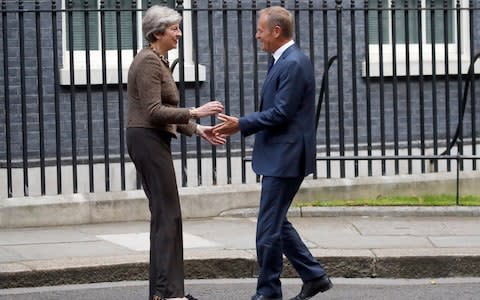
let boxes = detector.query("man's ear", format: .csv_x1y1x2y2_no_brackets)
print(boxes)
272,25,282,38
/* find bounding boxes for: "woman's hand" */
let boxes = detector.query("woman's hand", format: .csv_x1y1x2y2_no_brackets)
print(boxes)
191,101,224,119
196,125,226,145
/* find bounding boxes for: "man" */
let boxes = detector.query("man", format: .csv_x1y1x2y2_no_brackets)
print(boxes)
213,6,332,300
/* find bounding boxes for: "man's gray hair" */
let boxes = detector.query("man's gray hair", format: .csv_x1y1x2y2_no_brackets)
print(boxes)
260,6,294,39
142,5,182,43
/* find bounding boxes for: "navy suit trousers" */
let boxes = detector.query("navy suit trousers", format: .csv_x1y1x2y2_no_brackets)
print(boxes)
255,176,326,298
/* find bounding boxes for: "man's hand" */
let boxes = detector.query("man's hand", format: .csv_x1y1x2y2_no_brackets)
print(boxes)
213,113,240,136
196,125,226,145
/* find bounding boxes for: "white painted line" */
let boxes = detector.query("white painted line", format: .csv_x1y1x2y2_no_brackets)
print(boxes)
97,232,220,251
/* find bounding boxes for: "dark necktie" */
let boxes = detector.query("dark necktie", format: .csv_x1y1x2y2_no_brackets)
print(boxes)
260,56,275,111
267,56,275,74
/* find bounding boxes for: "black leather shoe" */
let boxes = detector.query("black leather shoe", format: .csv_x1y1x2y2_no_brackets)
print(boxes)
251,294,282,300
290,275,333,300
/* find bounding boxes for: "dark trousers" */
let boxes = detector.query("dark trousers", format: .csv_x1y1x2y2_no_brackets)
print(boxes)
256,176,326,298
127,128,184,300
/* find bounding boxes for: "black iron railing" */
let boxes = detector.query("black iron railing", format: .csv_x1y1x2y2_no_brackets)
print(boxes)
0,0,479,199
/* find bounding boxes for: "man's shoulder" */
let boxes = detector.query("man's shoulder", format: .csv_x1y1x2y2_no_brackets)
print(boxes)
282,45,309,61
280,50,312,71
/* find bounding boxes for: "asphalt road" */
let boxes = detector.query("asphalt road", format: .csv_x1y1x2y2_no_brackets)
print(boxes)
1,278,480,300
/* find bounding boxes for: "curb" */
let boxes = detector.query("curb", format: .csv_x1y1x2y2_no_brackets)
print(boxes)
220,206,480,218
2,255,480,289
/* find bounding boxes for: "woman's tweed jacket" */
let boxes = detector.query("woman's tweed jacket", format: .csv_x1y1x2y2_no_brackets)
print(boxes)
127,48,196,136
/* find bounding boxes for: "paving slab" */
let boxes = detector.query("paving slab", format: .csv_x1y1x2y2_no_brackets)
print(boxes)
429,236,480,248
1,213,480,288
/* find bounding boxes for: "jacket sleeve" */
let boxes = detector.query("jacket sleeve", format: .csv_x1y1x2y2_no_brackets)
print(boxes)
136,54,191,125
177,122,197,137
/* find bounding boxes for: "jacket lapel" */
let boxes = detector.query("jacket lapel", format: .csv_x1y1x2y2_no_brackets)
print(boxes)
260,45,297,110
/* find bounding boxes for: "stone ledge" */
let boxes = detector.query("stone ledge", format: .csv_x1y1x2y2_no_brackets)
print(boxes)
1,171,479,228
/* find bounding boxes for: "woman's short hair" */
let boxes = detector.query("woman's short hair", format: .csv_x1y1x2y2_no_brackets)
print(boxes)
260,6,294,39
142,5,182,43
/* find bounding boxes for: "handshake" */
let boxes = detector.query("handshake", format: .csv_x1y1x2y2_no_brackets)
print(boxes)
192,100,240,146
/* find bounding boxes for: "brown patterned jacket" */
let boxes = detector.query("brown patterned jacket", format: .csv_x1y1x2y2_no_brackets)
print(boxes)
127,48,196,137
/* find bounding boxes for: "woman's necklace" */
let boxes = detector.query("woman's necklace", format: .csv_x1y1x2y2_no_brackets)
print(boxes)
149,44,170,66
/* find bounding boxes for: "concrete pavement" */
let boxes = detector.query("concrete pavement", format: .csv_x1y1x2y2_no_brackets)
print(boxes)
1,207,480,289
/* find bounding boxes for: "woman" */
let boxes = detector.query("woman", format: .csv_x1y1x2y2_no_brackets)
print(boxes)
126,5,225,300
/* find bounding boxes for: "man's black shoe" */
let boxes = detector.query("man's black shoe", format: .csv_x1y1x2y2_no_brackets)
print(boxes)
251,294,282,300
289,275,333,300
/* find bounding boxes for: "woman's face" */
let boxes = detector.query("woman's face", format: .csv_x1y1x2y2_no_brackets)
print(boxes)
158,23,182,51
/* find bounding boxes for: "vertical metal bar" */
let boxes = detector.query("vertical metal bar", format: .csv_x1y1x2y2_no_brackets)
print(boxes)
322,0,331,178
456,143,460,205
35,0,46,195
391,0,399,175
469,0,476,170
207,0,217,185
98,1,108,187
51,0,62,194
84,0,94,192
100,0,110,191
455,0,463,170
405,0,413,174
18,0,29,196
309,0,318,179
294,0,300,48
192,0,202,185
222,0,232,184
67,0,78,193
237,0,246,184
116,0,126,190
377,0,386,175
2,0,12,197
364,0,373,176
252,1,259,114
443,0,451,171
176,0,188,187
132,0,138,57
417,0,426,173
133,1,142,190
430,0,439,172
252,0,260,183
350,0,359,177
335,0,345,178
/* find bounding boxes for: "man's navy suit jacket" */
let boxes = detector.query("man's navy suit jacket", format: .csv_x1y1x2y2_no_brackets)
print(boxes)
239,44,316,178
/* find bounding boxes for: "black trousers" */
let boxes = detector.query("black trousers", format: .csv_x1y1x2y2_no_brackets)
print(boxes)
127,127,184,299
